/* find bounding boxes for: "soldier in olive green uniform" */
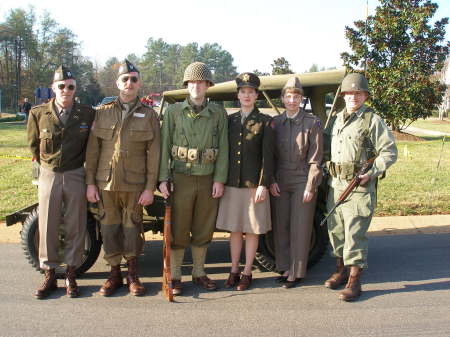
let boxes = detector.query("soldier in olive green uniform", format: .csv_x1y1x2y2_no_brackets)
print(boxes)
324,73,397,301
27,66,95,299
85,60,160,296
270,77,323,289
159,62,228,295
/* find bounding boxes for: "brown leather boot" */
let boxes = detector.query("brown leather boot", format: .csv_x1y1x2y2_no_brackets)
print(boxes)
224,272,241,289
236,274,252,291
324,258,348,290
65,266,79,298
34,269,57,299
126,258,145,296
99,265,123,296
339,266,362,301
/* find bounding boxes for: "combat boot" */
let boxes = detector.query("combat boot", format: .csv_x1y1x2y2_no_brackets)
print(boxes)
339,266,362,301
65,266,79,298
126,258,145,296
324,257,348,290
34,269,57,299
99,265,123,296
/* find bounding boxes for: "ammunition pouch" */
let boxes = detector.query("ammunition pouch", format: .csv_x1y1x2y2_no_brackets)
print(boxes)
171,145,218,165
326,161,362,181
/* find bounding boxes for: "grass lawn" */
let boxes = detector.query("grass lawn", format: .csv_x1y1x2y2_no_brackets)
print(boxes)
409,118,450,134
0,123,37,219
0,122,449,219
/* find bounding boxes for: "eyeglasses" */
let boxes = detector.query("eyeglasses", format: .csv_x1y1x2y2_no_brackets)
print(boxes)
121,76,139,83
57,84,75,91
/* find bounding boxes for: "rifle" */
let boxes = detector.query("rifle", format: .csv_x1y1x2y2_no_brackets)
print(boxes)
320,157,376,227
162,194,174,302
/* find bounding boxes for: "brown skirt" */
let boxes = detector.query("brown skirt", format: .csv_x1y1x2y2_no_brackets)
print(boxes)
216,186,271,234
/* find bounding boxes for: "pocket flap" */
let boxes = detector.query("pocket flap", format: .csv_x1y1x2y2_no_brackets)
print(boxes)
94,127,114,140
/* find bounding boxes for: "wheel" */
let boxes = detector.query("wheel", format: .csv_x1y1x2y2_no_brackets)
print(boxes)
255,207,329,272
20,207,102,278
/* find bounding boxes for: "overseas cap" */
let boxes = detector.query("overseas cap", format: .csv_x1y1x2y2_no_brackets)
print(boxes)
53,65,75,82
117,59,140,77
341,73,369,93
183,62,214,86
235,72,260,90
282,76,304,96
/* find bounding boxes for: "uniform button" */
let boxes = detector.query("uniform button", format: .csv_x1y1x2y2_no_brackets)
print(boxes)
239,133,242,136
237,151,240,155
238,142,241,145
237,160,240,164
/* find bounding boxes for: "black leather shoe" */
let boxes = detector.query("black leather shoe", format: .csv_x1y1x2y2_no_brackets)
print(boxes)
282,278,301,289
275,275,288,283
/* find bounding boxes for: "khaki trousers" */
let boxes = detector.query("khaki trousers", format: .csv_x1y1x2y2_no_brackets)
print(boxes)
172,173,218,249
38,166,87,270
272,181,316,278
326,186,375,268
98,190,144,266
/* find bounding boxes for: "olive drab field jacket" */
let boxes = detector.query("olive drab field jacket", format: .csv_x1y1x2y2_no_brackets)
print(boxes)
85,98,160,192
327,104,398,193
27,98,95,172
158,99,228,183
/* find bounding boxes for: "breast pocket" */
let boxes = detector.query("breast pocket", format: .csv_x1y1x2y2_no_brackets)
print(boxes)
295,130,310,159
129,128,154,142
39,130,53,154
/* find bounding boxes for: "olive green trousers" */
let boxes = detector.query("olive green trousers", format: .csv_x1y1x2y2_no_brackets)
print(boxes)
326,186,375,268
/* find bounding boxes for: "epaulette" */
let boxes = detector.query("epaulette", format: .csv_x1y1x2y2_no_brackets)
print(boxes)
95,101,115,111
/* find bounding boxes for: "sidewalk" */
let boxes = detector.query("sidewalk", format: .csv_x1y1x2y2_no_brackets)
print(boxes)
2,214,450,243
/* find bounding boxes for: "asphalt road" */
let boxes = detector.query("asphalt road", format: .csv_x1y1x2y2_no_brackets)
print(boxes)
1,234,450,337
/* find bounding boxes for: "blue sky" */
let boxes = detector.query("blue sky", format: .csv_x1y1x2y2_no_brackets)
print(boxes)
1,0,449,73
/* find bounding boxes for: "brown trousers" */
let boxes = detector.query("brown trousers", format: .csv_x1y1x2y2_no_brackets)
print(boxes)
272,181,317,278
38,166,87,270
98,190,144,266
172,173,219,249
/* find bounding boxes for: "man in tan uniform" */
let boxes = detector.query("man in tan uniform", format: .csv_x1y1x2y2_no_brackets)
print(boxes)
324,73,397,301
86,60,160,296
27,65,95,299
159,62,228,295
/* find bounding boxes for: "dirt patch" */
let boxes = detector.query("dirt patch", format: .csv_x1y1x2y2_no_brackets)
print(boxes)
393,130,423,141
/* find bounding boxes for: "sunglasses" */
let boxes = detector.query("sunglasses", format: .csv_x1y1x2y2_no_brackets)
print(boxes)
57,84,75,91
121,76,139,83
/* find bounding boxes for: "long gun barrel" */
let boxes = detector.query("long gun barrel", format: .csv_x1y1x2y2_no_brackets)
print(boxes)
162,195,174,302
320,157,376,227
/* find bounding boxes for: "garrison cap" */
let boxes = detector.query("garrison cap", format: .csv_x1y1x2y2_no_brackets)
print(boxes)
341,73,369,93
183,62,214,86
282,76,304,96
53,65,75,82
235,72,260,90
117,59,140,77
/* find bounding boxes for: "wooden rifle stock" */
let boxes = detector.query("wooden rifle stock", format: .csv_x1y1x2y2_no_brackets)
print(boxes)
162,195,174,302
320,157,377,227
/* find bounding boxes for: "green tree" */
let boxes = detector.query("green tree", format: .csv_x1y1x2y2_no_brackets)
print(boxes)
341,0,449,130
271,57,294,75
97,57,119,97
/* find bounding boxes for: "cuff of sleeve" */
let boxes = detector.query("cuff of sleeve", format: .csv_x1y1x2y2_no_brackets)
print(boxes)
85,173,96,185
145,182,156,191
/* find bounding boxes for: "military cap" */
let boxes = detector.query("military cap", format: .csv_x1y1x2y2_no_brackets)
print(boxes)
53,65,75,82
235,72,260,90
282,76,304,96
183,62,214,86
341,73,369,93
117,59,140,77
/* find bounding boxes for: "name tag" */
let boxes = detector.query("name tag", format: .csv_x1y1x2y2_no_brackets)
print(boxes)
134,113,145,118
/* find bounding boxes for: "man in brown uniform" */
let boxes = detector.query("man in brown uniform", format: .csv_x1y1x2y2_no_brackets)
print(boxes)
27,65,95,299
270,77,323,288
85,60,160,296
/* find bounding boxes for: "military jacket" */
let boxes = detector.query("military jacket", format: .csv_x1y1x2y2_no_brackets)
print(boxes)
272,110,323,192
226,108,274,188
158,99,228,183
85,98,160,192
27,98,95,172
327,104,398,192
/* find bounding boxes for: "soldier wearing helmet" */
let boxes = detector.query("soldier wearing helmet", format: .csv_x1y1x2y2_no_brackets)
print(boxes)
159,62,228,295
324,72,397,301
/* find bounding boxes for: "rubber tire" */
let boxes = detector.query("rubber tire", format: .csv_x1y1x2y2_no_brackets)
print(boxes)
20,207,102,278
255,208,328,272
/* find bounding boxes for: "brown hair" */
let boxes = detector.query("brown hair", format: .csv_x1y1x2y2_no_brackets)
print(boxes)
281,87,303,97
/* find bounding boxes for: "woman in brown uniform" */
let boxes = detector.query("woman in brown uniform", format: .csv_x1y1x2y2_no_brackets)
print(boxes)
216,72,274,291
269,77,323,288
